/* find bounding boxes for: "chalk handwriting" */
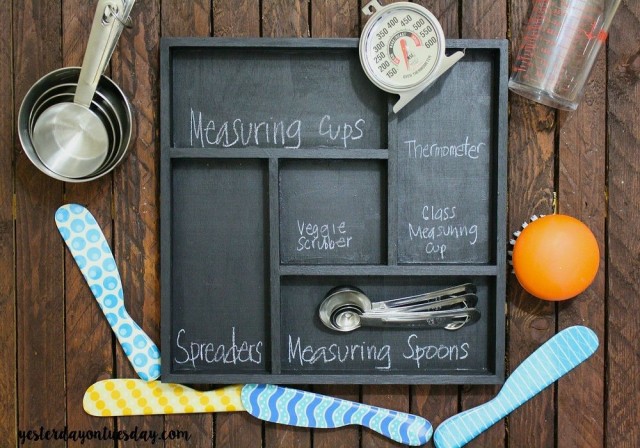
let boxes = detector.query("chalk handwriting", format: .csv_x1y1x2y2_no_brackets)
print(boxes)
407,203,479,259
403,334,470,368
189,110,368,149
405,137,485,160
288,335,391,370
296,220,353,252
174,327,263,368
190,109,302,149
319,115,365,148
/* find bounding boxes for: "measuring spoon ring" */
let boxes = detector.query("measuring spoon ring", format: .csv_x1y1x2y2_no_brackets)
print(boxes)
319,285,480,333
55,204,161,381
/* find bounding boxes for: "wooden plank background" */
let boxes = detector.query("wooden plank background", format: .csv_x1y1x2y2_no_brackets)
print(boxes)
1,0,638,446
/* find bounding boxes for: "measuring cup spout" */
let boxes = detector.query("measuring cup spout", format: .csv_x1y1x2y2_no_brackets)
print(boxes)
74,0,133,107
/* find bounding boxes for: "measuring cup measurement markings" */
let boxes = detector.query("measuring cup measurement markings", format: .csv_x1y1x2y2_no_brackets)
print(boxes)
509,0,622,110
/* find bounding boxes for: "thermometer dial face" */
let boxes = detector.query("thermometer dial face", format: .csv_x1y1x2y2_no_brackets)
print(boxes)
360,3,445,92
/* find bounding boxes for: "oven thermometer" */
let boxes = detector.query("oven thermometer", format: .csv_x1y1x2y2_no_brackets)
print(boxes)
359,0,464,113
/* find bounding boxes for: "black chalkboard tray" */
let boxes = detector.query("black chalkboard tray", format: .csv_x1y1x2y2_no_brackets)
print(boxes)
160,38,508,385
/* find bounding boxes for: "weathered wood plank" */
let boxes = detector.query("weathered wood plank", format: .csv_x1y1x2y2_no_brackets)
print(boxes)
413,0,459,38
505,1,557,447
14,0,65,445
162,0,211,37
263,0,310,38
310,0,358,38
461,0,506,39
411,385,457,439
555,46,607,448
161,1,214,446
458,1,507,446
606,0,640,446
60,1,116,446
213,0,260,37
0,0,15,445
111,1,165,445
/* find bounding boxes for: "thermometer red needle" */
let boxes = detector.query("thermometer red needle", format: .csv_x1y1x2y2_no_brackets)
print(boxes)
400,38,409,69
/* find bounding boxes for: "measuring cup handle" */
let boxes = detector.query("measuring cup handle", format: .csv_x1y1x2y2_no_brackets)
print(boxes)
74,0,127,107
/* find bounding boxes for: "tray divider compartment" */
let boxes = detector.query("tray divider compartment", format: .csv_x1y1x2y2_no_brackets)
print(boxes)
161,38,508,384
269,158,282,374
387,104,399,266
169,148,390,160
279,265,499,276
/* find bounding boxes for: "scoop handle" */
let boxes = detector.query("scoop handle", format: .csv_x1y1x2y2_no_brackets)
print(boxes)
433,326,599,448
55,204,161,381
74,0,126,106
241,384,432,446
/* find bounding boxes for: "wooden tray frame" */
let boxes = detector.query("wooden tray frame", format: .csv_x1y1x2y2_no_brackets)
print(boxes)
160,37,508,384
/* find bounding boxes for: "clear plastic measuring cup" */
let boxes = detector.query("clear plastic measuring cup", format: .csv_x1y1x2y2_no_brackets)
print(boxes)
509,0,622,110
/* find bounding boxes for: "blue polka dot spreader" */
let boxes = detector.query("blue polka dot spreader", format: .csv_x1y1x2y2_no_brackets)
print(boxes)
55,204,161,381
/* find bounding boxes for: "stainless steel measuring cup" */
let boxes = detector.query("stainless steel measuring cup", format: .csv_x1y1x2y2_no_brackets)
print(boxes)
319,284,481,332
19,0,135,181
19,68,132,183
509,0,622,110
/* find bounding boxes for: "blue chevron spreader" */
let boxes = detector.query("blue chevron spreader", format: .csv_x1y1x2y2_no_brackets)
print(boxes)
433,325,599,448
241,384,432,446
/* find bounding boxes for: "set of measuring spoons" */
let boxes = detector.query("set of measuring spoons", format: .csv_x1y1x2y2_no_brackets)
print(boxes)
319,283,480,333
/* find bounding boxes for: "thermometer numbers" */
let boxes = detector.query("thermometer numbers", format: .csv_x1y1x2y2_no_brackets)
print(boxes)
366,9,440,88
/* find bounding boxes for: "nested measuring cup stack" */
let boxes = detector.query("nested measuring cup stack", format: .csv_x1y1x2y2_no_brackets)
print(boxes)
18,0,135,182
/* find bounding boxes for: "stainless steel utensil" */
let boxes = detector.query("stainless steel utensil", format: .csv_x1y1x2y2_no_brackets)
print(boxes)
18,0,135,182
319,284,480,332
18,68,132,182
31,0,125,178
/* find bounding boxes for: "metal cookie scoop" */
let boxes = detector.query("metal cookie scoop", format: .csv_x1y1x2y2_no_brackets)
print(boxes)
319,283,481,333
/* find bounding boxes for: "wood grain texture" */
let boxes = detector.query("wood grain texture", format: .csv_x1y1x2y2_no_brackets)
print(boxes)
60,1,116,445
506,1,557,447
310,0,358,38
14,1,65,444
162,0,211,37
263,0,310,38
606,0,640,446
411,385,457,436
2,1,639,447
413,0,459,38
213,0,260,37
111,1,165,445
461,0,506,39
0,0,15,445
555,49,607,448
458,1,506,446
